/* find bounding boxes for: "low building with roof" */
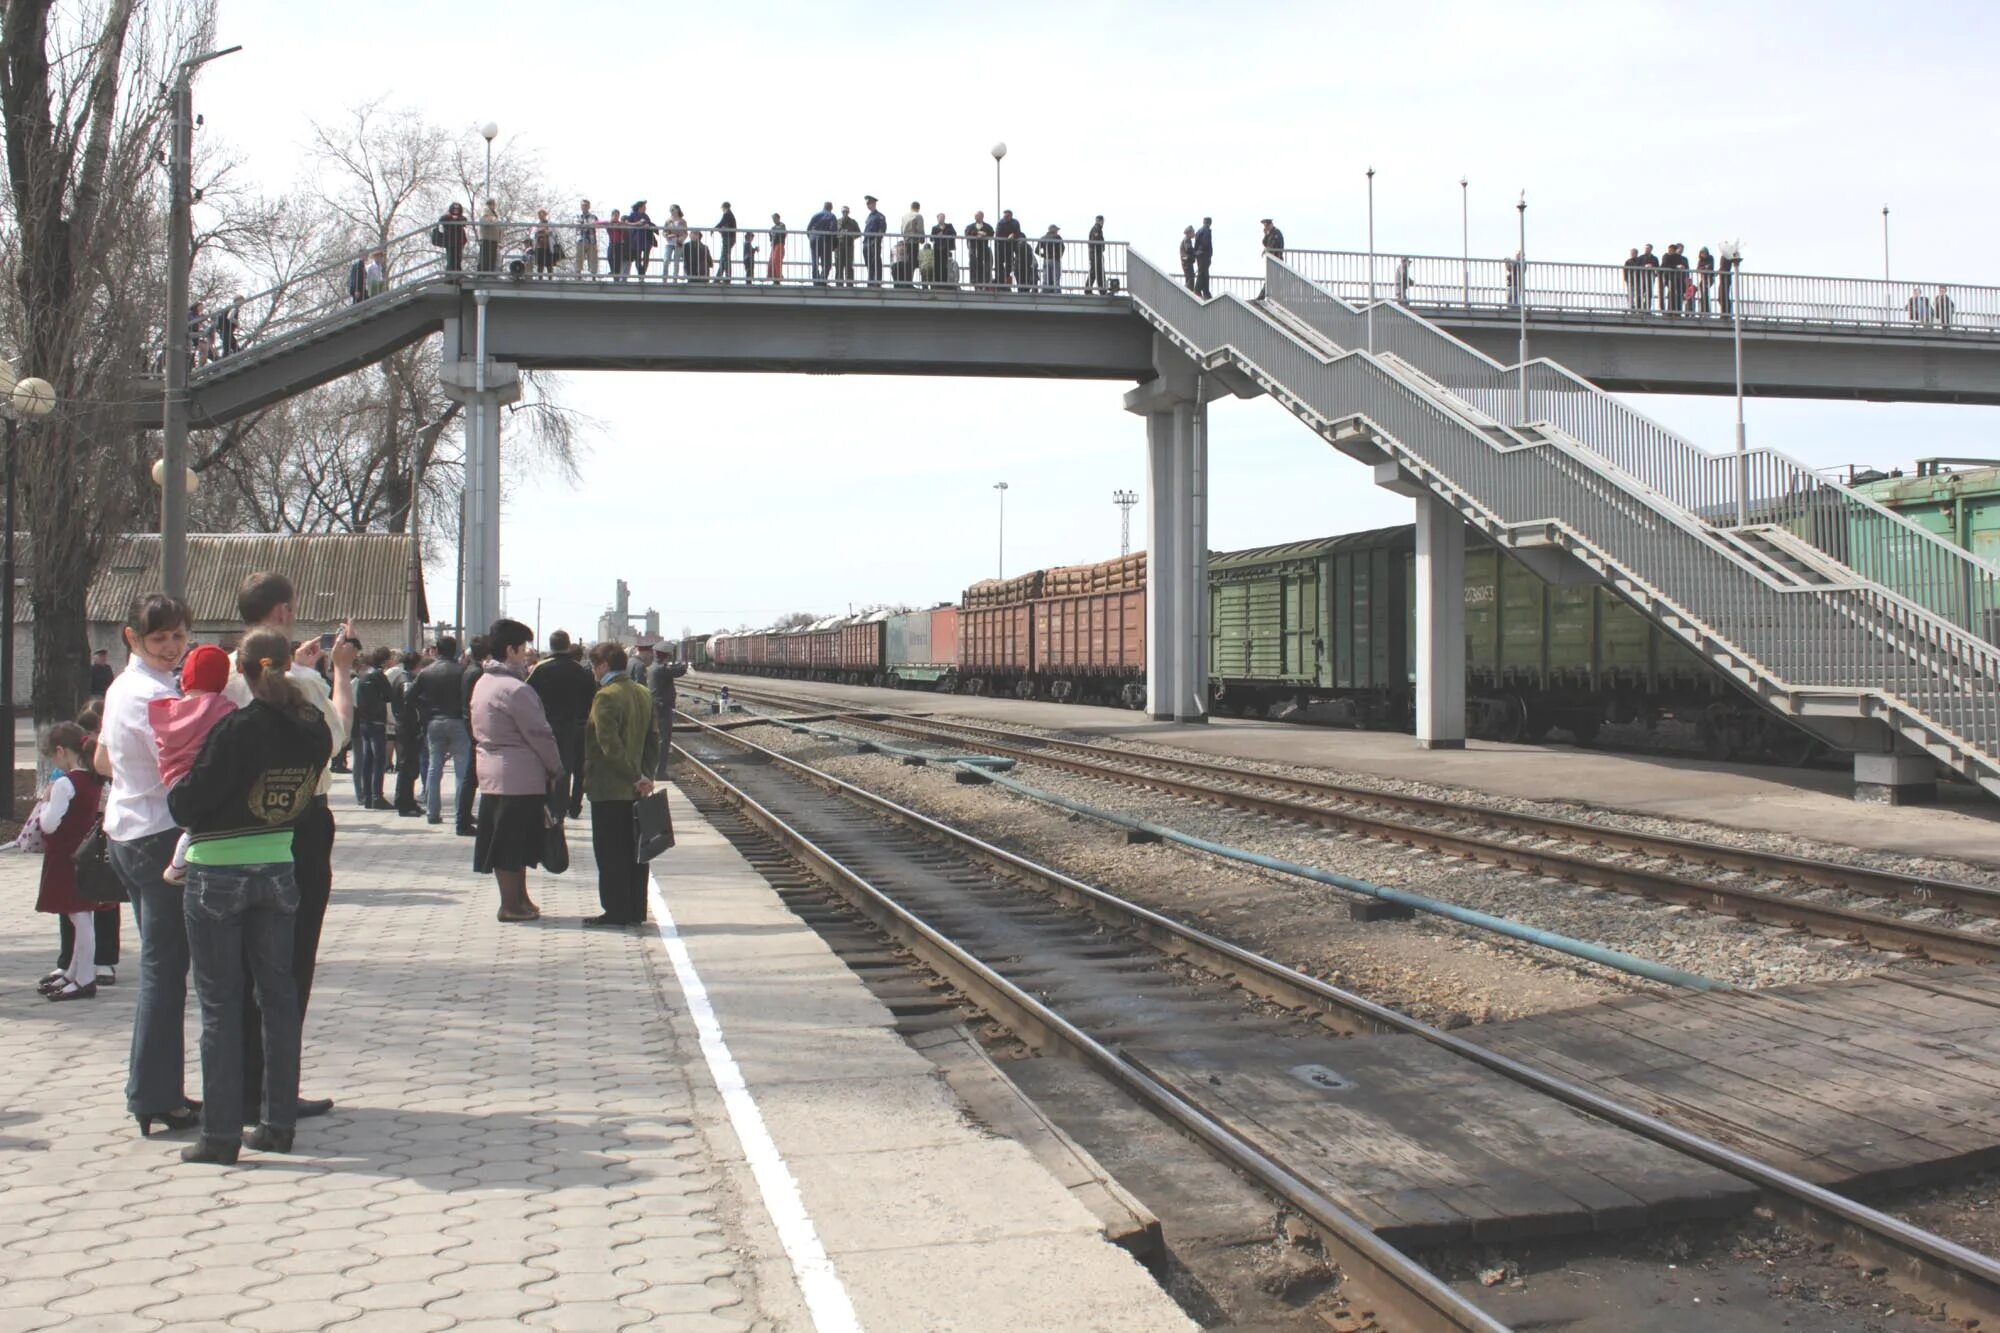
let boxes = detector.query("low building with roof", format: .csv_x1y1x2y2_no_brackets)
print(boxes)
12,532,425,706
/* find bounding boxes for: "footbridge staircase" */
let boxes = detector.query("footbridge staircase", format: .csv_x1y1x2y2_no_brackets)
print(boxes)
1127,255,2000,798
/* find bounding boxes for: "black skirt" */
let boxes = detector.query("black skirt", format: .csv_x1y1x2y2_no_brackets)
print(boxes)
473,793,547,874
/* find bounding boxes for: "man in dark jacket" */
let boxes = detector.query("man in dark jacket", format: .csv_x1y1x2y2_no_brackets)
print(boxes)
995,209,1022,288
807,202,837,285
1661,242,1689,314
1192,217,1214,298
392,651,425,816
351,647,395,809
863,196,886,286
408,635,474,832
627,202,657,278
836,206,860,286
88,648,114,697
529,629,598,820
1086,215,1107,294
966,211,994,288
647,655,690,779
1636,243,1659,311
715,202,737,282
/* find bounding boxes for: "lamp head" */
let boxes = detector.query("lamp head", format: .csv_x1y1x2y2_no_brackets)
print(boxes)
12,377,55,418
991,142,1007,161
150,458,198,494
480,121,499,142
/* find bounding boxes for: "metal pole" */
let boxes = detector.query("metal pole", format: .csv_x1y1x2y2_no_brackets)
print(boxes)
994,481,1008,578
162,73,192,601
995,159,1002,220
1516,192,1528,424
406,441,425,649
1460,177,1469,307
1733,254,1748,527
2,416,16,787
1366,167,1376,352
1882,205,1890,282
485,141,493,201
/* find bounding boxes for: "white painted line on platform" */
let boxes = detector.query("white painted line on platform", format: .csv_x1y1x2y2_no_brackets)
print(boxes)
648,871,863,1333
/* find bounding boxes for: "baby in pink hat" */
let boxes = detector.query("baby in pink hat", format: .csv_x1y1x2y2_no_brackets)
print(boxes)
150,642,238,884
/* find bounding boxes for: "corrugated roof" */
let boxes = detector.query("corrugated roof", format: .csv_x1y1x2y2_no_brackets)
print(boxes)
70,533,424,626
1210,524,1416,571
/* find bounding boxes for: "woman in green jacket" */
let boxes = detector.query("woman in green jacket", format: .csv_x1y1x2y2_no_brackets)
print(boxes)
583,643,660,926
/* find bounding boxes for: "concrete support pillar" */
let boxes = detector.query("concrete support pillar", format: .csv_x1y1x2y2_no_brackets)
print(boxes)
1853,751,1937,805
1414,492,1467,749
1145,409,1179,719
441,353,521,640
1127,336,1209,723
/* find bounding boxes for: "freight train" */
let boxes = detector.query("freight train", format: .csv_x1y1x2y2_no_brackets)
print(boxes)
692,465,2000,760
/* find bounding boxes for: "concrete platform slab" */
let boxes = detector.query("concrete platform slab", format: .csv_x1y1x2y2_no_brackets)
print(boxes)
0,773,1192,1332
689,673,2000,865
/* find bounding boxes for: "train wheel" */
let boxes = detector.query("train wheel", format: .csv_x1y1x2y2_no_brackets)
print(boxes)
1568,716,1601,746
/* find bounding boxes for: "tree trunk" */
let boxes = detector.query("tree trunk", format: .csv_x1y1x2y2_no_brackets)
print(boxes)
30,586,87,725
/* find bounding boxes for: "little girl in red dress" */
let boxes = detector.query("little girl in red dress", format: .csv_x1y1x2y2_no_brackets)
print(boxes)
35,721,107,1001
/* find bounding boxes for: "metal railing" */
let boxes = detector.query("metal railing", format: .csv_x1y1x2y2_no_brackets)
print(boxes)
1262,256,2000,644
1283,249,2000,334
189,218,1139,376
1124,253,2000,776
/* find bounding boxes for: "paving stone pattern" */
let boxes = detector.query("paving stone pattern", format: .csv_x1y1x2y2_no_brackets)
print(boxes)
0,799,764,1331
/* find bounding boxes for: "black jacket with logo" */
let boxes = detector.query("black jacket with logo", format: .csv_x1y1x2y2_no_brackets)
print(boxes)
168,699,333,849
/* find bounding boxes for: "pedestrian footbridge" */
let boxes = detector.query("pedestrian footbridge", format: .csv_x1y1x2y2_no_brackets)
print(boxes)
147,229,2000,800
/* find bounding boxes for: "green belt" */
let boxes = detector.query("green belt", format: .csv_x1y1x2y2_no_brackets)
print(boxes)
185,829,295,866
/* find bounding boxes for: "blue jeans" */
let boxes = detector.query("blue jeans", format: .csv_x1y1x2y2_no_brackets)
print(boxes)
112,828,190,1117
426,717,475,826
352,721,387,805
185,862,301,1142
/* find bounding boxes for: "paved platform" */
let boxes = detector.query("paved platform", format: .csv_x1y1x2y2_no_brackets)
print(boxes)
0,784,1190,1331
686,673,2000,866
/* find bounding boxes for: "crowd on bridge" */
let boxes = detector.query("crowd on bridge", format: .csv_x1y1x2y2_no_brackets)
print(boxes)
22,575,689,1165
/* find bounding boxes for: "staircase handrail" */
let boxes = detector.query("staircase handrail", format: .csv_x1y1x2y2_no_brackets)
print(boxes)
1264,254,2000,639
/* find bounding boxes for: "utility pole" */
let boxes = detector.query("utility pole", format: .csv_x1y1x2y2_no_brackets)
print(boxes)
1882,205,1891,282
1516,191,1528,425
993,481,1009,578
1113,489,1138,557
161,44,241,600
1365,167,1376,351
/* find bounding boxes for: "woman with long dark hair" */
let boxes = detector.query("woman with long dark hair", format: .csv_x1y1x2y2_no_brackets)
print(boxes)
97,593,198,1135
168,628,332,1164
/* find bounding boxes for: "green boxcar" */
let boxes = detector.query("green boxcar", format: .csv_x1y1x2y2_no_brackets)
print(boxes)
1848,464,2000,640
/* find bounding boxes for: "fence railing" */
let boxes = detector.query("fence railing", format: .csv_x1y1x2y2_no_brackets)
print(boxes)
1128,254,2000,763
1281,249,2000,334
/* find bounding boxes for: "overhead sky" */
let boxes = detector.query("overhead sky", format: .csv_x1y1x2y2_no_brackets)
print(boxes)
198,0,2000,644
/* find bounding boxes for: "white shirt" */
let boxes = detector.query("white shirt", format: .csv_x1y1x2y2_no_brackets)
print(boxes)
39,773,74,835
101,657,179,841
225,663,351,797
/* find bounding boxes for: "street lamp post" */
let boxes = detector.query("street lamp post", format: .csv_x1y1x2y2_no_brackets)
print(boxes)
991,143,1007,222
1724,240,1748,527
1,369,55,791
1881,205,1890,283
481,121,499,201
1365,167,1376,352
993,481,1008,578
161,43,241,603
1516,191,1528,424
1460,176,1469,307
1113,489,1137,557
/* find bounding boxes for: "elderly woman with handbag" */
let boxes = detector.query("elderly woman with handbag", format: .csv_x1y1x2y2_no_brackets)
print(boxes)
469,618,565,922
582,643,658,927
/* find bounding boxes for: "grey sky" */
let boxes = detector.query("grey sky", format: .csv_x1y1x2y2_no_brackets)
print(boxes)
199,0,2000,642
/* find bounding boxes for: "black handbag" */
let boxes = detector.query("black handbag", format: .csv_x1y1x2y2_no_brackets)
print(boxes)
73,819,126,904
542,810,570,875
634,790,674,861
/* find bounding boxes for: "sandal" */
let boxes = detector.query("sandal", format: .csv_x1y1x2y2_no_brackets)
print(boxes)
496,907,537,923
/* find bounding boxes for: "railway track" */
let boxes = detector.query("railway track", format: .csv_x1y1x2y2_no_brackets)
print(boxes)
686,679,2000,967
672,710,2000,1330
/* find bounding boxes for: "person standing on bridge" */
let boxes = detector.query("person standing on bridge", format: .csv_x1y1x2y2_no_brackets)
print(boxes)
686,229,712,280
836,206,860,286
1717,247,1737,315
966,211,994,288
627,201,658,278
1935,286,1956,329
1636,243,1658,311
574,200,599,277
664,206,689,280
1623,248,1643,311
1086,215,1107,294
808,201,837,285
477,200,503,274
995,209,1022,289
532,211,556,277
1038,225,1064,292
1181,226,1198,290
605,209,628,280
1907,288,1933,326
900,202,926,285
742,226,758,286
715,202,737,283
863,196,886,286
931,213,958,289
214,298,241,358
768,213,788,283
1696,247,1715,315
1192,217,1213,298
1261,218,1285,262
1661,242,1689,315
438,202,469,273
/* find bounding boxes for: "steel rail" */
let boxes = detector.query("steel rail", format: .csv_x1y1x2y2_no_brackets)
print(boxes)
675,711,2000,1324
671,724,1509,1333
691,683,2000,964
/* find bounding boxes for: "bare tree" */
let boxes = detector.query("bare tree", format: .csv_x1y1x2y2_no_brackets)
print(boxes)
0,0,219,721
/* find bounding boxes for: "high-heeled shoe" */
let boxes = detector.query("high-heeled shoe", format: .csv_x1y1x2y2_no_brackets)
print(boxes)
136,1103,202,1137
180,1138,240,1165
244,1124,294,1153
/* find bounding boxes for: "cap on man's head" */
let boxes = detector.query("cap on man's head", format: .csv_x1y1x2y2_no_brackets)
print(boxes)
865,194,877,203
181,643,231,695
722,200,731,208
1260,217,1273,224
